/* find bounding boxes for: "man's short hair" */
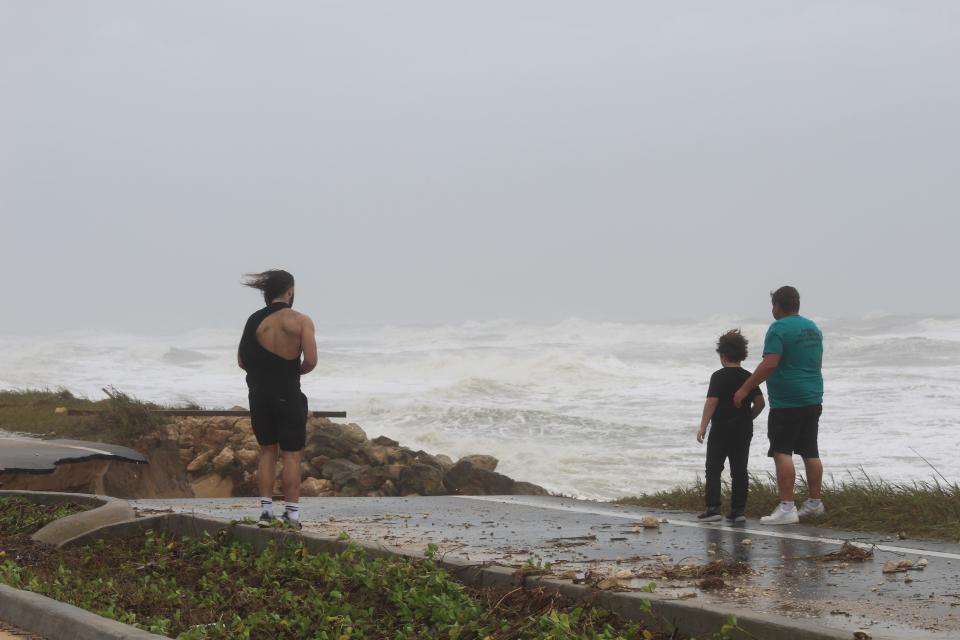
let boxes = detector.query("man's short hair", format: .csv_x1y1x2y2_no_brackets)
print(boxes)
242,270,295,304
771,286,800,313
716,329,748,362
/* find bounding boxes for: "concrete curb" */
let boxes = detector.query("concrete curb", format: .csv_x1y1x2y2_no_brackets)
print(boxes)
67,512,881,640
0,584,166,640
0,489,136,547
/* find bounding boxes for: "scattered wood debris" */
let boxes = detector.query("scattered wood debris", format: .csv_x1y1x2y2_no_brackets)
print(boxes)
595,577,633,592
698,576,727,590
134,507,174,516
636,559,751,581
819,542,874,562
882,558,928,574
546,534,596,548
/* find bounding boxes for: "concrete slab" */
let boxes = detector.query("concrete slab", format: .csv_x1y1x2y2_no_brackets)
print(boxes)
134,494,960,639
0,438,146,474
31,500,136,547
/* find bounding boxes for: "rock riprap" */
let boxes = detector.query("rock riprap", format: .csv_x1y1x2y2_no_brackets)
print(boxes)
166,416,548,499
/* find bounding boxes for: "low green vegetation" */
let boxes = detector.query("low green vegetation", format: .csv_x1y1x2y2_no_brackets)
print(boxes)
0,497,673,640
0,497,88,535
616,472,960,542
0,387,172,446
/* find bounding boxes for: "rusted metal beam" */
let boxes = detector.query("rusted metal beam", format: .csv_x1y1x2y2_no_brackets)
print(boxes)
60,409,346,418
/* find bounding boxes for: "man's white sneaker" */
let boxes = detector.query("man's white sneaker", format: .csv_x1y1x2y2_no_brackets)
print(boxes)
798,501,825,519
760,505,799,525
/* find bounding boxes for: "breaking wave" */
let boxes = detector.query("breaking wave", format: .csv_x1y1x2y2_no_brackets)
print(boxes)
1,315,958,499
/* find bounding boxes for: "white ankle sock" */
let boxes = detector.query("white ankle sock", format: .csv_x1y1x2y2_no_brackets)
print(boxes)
260,497,273,515
780,501,796,511
806,498,822,506
285,502,300,521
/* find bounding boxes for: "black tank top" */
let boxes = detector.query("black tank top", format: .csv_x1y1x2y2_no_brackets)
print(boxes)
238,302,301,393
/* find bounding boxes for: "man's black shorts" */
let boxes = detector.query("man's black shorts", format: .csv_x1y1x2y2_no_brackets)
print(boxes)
767,404,822,458
249,390,308,452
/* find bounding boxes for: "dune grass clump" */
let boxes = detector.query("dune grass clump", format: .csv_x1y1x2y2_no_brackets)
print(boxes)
0,387,169,446
616,471,960,542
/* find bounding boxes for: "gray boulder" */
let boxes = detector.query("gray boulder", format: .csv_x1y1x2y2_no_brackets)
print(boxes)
412,451,447,471
306,422,369,459
511,481,549,496
444,460,514,495
458,454,498,472
398,463,446,496
322,458,363,484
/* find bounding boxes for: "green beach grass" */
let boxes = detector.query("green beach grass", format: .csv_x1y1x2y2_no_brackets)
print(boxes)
0,387,171,446
616,471,960,543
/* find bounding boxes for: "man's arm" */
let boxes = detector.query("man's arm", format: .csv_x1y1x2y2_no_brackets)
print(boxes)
697,397,719,444
299,315,318,375
733,354,780,407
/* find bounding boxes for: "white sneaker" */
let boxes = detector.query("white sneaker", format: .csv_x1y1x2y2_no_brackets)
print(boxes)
798,500,825,519
760,505,799,525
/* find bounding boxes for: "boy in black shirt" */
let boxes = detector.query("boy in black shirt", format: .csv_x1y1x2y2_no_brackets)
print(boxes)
697,330,765,522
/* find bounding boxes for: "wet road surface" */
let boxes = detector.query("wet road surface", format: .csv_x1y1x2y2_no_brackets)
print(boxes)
133,494,960,639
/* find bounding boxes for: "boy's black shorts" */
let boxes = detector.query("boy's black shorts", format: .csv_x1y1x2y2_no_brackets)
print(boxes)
767,404,822,459
249,390,308,452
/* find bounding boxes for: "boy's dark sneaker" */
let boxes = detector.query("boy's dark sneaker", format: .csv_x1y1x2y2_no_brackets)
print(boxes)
257,512,275,527
726,510,746,523
281,512,302,530
697,508,723,522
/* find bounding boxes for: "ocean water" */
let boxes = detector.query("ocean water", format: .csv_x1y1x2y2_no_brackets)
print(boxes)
1,316,958,499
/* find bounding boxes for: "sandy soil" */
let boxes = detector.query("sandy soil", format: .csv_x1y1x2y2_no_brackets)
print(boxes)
0,621,43,640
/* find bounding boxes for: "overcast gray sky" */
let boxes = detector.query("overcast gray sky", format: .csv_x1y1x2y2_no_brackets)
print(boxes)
2,1,958,333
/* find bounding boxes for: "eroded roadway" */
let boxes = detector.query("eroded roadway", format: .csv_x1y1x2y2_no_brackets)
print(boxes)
133,495,960,639
0,437,147,473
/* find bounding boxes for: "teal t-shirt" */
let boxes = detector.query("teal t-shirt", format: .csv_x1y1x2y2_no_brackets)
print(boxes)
763,315,823,409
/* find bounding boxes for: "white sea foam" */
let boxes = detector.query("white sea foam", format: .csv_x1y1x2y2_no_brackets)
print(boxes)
1,316,958,499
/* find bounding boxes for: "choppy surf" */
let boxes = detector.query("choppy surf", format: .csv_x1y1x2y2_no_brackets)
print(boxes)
1,315,958,499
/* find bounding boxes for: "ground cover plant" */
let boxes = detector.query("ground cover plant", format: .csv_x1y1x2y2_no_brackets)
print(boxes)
0,497,88,535
616,471,960,543
0,497,680,640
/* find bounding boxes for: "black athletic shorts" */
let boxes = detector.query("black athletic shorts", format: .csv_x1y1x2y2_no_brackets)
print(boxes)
767,404,822,458
249,389,308,452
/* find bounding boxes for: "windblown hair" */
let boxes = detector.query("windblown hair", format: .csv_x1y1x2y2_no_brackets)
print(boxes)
771,285,800,313
716,329,748,363
242,270,295,304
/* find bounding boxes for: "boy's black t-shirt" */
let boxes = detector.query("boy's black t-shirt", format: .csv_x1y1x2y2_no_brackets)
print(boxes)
706,367,762,425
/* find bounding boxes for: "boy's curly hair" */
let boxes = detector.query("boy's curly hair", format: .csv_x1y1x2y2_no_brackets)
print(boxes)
716,329,748,362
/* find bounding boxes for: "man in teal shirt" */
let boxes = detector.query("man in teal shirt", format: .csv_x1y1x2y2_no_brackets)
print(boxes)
734,286,824,525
